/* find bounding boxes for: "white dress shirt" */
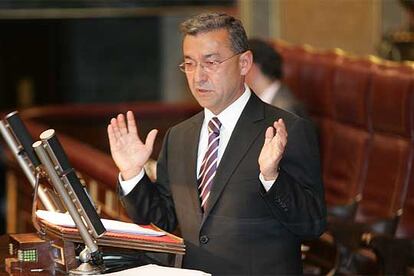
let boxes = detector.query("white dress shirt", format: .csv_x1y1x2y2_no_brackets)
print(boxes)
257,80,281,105
120,84,275,194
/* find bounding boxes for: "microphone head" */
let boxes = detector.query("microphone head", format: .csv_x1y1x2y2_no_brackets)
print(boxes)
5,111,40,167
39,129,55,140
40,129,71,172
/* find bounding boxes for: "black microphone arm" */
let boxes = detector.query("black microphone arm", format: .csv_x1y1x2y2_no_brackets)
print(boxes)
0,111,60,212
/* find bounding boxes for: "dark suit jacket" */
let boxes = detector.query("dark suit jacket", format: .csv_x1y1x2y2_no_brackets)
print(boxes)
272,83,308,119
120,93,326,275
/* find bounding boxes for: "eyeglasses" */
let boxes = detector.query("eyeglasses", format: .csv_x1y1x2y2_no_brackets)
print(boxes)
178,52,243,73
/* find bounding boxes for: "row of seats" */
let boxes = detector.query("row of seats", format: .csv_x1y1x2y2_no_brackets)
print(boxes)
273,40,414,274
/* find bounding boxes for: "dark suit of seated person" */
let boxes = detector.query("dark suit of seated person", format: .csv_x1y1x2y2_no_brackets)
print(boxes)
246,38,308,118
107,13,326,275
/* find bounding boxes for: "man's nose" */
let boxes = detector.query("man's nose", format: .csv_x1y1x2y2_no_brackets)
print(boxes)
194,63,208,83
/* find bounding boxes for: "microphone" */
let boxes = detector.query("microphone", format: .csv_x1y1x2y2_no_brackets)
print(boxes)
5,111,40,167
0,111,60,212
38,129,105,238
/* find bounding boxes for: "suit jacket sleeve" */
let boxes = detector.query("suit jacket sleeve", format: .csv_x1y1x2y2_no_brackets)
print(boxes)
118,129,177,233
261,117,326,239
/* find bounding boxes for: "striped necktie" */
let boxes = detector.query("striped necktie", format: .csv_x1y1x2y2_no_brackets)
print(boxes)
198,117,222,211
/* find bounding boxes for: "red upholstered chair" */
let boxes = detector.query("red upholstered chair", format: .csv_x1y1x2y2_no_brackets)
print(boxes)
342,55,382,71
277,44,310,101
301,61,373,275
296,51,338,122
395,172,414,239
354,69,414,233
329,68,414,274
359,160,414,275
276,43,343,121
322,62,372,220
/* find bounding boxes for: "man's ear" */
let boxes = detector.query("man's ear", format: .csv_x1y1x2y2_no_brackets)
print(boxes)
239,50,253,76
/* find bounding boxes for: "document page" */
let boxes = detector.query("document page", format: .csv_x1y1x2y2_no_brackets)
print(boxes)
93,264,211,276
36,210,165,236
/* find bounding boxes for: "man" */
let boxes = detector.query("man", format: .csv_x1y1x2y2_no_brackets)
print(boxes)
107,13,326,275
246,38,307,118
378,0,414,61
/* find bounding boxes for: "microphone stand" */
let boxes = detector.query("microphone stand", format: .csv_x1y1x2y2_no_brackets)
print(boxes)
33,129,106,275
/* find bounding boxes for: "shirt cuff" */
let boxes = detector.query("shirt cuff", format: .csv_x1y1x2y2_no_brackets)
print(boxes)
259,173,276,192
119,169,145,195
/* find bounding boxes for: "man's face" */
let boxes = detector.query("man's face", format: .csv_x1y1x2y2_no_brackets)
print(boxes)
182,29,252,115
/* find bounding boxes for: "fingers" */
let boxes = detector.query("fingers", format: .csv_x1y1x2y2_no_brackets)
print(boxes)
117,113,128,135
107,111,156,152
126,110,138,134
111,111,137,136
273,119,287,140
273,118,287,138
264,126,274,144
264,118,288,151
145,129,158,150
110,117,122,140
107,124,117,147
107,124,122,156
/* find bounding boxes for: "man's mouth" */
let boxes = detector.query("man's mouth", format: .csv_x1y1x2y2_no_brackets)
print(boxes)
197,88,213,93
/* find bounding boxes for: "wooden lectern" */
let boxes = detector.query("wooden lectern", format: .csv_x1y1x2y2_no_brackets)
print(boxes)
4,220,185,274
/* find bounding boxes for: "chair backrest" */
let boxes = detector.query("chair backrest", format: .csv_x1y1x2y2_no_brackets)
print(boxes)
276,43,310,101
355,68,414,235
296,51,338,121
395,160,414,239
322,62,372,217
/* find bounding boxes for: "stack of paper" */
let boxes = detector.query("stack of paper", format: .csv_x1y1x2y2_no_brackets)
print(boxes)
36,210,165,237
93,264,211,276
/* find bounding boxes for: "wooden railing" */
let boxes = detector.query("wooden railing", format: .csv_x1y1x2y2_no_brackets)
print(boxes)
1,102,201,233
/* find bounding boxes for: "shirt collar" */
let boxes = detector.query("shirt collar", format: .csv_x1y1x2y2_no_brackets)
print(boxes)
258,80,281,104
204,84,251,130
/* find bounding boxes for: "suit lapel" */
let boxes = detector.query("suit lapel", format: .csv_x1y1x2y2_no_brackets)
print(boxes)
182,112,204,220
202,93,266,222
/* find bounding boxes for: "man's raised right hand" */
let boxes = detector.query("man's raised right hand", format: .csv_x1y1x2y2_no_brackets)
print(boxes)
107,110,158,180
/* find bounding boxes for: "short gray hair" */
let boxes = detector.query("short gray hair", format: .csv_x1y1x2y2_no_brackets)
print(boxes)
180,12,249,54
